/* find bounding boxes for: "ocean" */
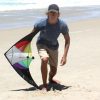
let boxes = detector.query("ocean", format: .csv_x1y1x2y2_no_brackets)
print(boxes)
0,0,100,29
0,0,100,11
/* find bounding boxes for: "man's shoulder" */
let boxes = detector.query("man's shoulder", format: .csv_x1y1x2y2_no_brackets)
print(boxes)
35,18,47,26
34,18,47,29
58,19,67,26
58,19,69,34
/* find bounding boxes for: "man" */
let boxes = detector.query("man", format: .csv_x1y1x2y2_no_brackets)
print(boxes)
31,4,70,90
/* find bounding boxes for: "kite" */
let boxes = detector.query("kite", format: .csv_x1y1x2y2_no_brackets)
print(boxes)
4,30,40,89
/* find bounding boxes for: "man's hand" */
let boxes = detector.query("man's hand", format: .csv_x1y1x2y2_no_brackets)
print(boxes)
60,56,67,66
60,33,70,66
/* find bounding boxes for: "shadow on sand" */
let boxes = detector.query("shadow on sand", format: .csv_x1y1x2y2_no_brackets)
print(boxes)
47,83,71,91
11,83,71,92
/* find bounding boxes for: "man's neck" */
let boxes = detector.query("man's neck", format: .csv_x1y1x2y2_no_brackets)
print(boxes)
47,18,59,25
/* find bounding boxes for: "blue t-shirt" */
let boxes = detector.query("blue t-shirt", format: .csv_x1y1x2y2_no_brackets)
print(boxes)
34,18,69,50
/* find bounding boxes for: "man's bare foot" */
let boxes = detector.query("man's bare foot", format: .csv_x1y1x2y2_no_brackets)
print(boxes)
49,79,60,84
39,84,48,91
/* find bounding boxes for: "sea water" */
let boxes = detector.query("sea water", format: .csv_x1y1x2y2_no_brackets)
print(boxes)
0,0,100,29
0,0,100,11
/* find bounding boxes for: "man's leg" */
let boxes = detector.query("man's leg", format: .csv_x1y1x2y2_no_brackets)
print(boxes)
41,57,48,88
47,49,60,83
49,66,60,84
37,44,49,89
49,65,57,82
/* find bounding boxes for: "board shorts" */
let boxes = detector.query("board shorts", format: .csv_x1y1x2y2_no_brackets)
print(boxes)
37,44,58,67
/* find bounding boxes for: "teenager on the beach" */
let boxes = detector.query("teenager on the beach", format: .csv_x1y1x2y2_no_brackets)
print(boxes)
31,4,70,90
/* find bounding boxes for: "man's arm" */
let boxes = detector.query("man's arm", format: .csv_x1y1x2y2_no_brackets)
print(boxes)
60,33,70,66
29,28,39,38
30,28,37,34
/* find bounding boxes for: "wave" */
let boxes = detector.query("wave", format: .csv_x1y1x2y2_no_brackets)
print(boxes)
0,0,100,11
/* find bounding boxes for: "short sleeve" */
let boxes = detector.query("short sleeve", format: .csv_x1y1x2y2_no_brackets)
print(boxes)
34,19,46,31
34,22,40,31
61,22,69,36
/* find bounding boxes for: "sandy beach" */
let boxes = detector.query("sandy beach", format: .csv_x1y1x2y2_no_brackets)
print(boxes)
0,7,100,100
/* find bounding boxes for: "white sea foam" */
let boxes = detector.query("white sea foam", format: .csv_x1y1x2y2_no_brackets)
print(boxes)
0,0,100,11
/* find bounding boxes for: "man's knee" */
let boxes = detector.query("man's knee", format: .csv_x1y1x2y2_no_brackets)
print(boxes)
41,57,49,64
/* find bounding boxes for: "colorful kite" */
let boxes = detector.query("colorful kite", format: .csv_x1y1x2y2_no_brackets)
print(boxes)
4,30,40,89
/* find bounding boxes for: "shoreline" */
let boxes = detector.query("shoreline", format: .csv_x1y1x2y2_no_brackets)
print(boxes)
0,5,100,12
0,6,100,30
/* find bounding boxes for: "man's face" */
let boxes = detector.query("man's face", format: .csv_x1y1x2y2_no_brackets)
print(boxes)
47,11,59,24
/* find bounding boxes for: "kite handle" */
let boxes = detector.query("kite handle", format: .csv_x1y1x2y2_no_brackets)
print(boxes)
27,56,34,59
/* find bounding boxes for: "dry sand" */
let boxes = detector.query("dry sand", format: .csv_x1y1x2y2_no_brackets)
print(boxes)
0,17,100,100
